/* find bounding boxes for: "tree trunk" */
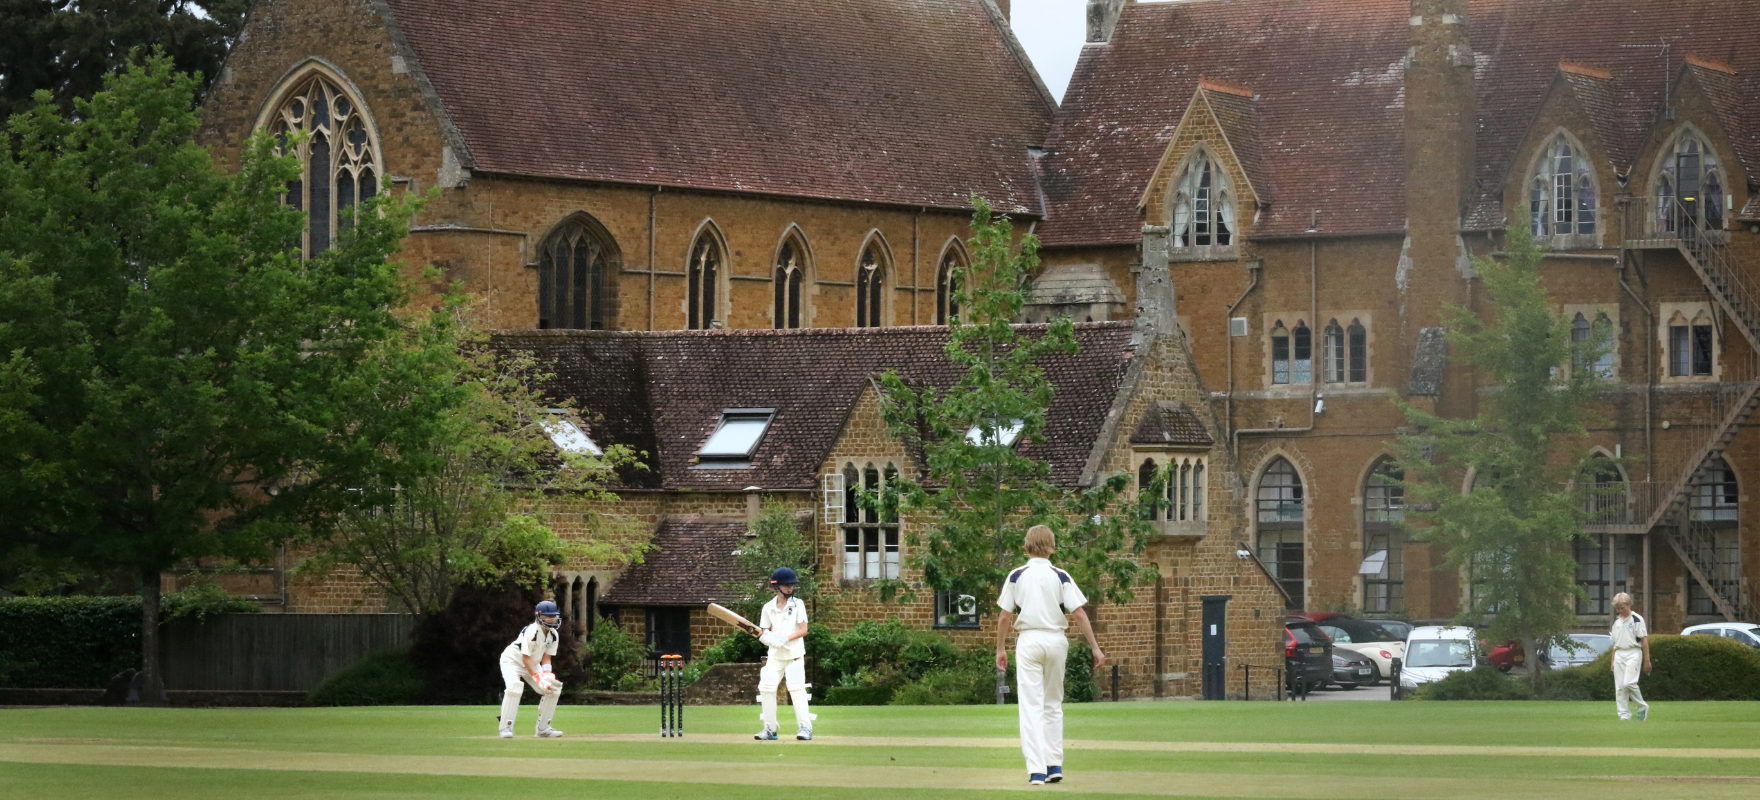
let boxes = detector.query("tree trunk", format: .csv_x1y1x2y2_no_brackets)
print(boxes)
138,567,168,705
1523,632,1544,695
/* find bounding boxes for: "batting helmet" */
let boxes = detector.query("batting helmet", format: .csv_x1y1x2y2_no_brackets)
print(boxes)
769,567,800,586
535,600,562,628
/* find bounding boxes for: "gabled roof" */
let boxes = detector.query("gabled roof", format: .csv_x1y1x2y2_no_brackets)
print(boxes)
377,0,1054,214
1683,58,1760,183
494,323,1139,492
1128,401,1213,448
1040,0,1760,245
1556,64,1634,174
1201,84,1270,205
599,519,751,606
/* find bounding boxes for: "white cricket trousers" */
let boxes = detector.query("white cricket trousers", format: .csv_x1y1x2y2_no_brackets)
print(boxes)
758,655,814,730
1015,629,1069,776
1612,648,1648,720
499,657,562,732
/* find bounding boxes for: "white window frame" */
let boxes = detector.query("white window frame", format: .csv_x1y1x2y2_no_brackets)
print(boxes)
1659,302,1717,382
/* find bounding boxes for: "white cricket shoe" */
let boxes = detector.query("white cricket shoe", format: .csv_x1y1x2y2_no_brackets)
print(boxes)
536,726,565,738
498,723,515,739
796,724,813,741
754,726,779,741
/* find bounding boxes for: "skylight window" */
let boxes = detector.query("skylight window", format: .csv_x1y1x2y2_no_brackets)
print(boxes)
965,419,1025,447
542,411,602,456
697,409,775,460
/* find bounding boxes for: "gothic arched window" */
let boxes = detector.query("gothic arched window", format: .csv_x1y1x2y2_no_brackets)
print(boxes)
1292,321,1313,384
774,232,810,329
537,217,616,330
1363,458,1405,613
1656,131,1726,236
267,72,381,258
936,242,966,325
1256,457,1305,609
1170,150,1233,247
855,240,888,328
687,229,723,330
1687,457,1741,616
1529,133,1597,237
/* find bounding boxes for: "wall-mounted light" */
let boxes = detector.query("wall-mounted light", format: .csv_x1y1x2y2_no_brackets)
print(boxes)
1235,547,1252,560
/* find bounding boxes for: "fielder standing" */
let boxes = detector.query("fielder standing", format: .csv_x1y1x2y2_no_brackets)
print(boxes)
995,525,1105,786
497,600,566,738
1609,591,1651,721
755,567,815,741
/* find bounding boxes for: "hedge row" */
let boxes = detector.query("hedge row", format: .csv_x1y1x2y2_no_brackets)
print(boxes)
0,589,258,688
1413,634,1760,701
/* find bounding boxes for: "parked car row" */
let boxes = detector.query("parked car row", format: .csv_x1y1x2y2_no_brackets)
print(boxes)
1282,612,1407,693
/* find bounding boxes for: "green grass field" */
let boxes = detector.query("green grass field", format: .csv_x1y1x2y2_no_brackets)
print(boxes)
3,700,1758,799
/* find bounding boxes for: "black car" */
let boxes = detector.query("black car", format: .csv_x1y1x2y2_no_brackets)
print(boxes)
1330,649,1375,689
1284,617,1333,693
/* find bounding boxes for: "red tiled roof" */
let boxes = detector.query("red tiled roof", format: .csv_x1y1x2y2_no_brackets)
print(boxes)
1040,0,1760,245
599,519,751,606
380,0,1054,214
493,323,1139,491
1128,401,1213,448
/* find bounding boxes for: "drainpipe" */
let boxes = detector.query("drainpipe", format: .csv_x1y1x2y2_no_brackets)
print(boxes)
648,187,660,330
913,210,922,324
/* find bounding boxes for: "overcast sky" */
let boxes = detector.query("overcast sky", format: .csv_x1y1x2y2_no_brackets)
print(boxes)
1011,0,1087,103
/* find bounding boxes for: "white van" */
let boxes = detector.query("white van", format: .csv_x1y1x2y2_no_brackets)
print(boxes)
1395,625,1476,699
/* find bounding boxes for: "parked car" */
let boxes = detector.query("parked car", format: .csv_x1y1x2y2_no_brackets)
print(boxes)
1541,633,1613,668
1682,622,1760,649
1486,639,1525,672
1330,649,1376,689
1396,625,1476,699
1285,617,1334,694
1364,619,1413,642
1314,617,1405,684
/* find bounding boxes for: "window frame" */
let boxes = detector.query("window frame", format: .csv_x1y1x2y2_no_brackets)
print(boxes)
1168,148,1238,257
1256,457,1305,609
935,239,967,325
773,230,812,330
260,68,385,261
1660,302,1717,381
1654,128,1728,237
1526,131,1598,244
841,462,900,581
536,216,618,331
695,408,776,463
687,224,727,330
855,236,890,328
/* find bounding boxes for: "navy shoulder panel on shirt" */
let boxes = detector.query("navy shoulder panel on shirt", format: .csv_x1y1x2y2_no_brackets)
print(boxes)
1053,568,1072,584
1008,566,1028,583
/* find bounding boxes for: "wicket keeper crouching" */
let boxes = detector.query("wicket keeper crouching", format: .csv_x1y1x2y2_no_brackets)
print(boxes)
498,600,566,739
755,567,815,740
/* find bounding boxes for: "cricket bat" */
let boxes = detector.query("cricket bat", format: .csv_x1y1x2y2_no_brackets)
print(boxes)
707,603,762,637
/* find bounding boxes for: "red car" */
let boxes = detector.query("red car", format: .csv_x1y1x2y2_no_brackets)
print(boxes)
1485,639,1525,672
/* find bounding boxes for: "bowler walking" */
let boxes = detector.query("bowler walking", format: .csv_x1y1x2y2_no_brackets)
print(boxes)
1609,592,1651,721
995,525,1105,786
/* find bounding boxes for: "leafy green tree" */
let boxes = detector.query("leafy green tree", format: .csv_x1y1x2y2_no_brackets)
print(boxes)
1393,224,1612,692
720,500,818,622
872,198,1153,614
0,1,247,121
0,57,458,702
297,327,649,615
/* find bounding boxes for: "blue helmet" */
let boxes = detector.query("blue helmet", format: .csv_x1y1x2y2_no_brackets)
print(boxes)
535,600,562,628
769,567,800,586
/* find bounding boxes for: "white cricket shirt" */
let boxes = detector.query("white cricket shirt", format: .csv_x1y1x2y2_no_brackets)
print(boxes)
501,622,560,664
996,557,1087,632
759,596,809,660
1610,612,1648,650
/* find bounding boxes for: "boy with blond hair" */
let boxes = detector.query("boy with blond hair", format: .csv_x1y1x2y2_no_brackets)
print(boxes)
995,525,1104,786
1609,591,1651,721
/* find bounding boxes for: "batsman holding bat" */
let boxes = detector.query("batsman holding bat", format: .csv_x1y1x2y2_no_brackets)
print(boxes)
496,600,566,739
754,567,815,740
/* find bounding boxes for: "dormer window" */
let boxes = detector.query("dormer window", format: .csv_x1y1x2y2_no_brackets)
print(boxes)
966,419,1024,447
541,411,602,456
696,409,775,462
1656,131,1727,236
1529,133,1596,238
1170,150,1233,248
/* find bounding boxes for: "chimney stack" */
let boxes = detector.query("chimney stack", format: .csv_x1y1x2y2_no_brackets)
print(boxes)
1134,225,1177,346
1088,0,1127,43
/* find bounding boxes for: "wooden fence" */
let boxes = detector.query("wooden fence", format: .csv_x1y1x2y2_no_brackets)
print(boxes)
159,614,417,691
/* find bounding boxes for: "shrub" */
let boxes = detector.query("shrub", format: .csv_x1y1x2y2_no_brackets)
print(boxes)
307,650,425,706
408,578,584,704
1540,635,1760,701
890,665,993,705
1412,665,1535,700
586,620,649,690
1066,640,1098,702
697,630,766,668
0,591,259,688
824,685,895,705
822,619,959,691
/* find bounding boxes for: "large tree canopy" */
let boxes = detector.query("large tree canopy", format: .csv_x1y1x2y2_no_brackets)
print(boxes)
0,56,460,700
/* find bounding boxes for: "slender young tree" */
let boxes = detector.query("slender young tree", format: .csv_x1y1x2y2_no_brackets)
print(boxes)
0,57,460,702
872,198,1153,613
1393,224,1612,691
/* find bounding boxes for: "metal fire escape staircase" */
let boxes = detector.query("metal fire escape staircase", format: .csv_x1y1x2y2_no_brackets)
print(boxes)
1627,227,1758,621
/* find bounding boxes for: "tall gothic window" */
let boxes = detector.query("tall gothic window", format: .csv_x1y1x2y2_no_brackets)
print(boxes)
855,240,887,328
936,244,966,325
1138,456,1206,523
1656,132,1726,236
537,218,616,330
1348,319,1367,383
1292,321,1313,384
1170,150,1233,247
1529,133,1596,237
688,230,722,330
268,73,380,258
1667,309,1715,377
1363,459,1405,613
1256,457,1305,609
1271,320,1291,385
842,462,899,580
774,233,809,329
1570,311,1616,378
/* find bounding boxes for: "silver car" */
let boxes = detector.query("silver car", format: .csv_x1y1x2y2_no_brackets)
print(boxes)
1542,633,1613,668
1682,622,1760,649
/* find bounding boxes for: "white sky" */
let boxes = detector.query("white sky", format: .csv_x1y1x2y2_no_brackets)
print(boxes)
1010,0,1087,103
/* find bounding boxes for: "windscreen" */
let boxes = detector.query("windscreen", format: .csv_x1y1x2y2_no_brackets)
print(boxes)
1405,639,1473,668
